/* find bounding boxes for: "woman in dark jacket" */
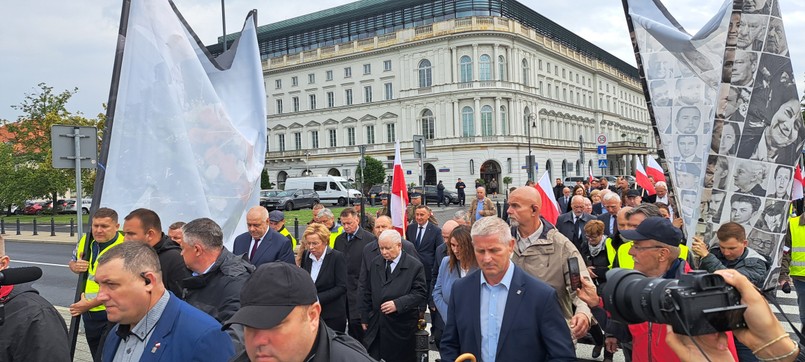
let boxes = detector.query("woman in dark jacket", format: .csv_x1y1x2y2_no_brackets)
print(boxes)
580,219,613,361
301,223,348,332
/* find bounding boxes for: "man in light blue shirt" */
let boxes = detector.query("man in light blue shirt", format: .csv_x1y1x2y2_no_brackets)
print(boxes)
479,259,514,361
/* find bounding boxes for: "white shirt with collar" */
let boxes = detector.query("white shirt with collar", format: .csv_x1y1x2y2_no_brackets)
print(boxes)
308,247,327,282
388,250,403,274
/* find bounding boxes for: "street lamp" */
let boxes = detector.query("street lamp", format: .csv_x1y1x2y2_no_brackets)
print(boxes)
303,151,311,176
526,112,538,181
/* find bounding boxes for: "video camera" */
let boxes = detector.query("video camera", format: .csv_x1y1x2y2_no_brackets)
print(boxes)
602,268,747,336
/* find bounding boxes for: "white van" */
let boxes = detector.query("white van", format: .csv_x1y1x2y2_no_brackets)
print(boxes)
283,176,362,206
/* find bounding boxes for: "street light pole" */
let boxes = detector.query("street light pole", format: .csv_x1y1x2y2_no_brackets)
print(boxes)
526,113,537,182
579,135,584,176
304,151,310,176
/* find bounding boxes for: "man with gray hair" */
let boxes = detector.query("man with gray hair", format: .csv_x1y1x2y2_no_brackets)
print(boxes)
440,216,575,361
98,241,234,361
316,208,344,247
453,209,470,226
360,229,427,362
180,218,254,351
556,195,594,251
598,192,622,236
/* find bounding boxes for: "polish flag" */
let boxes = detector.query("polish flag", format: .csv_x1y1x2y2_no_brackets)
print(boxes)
535,171,560,225
646,156,666,183
390,141,409,236
635,158,656,196
792,164,804,200
588,165,594,184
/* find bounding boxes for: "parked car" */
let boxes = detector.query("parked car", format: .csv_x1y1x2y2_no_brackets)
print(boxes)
284,176,361,206
23,202,47,215
260,189,320,211
259,189,279,205
410,185,459,205
64,198,92,214
368,184,390,205
1,204,19,216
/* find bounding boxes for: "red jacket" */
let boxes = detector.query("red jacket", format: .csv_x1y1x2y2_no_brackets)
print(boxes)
627,261,738,362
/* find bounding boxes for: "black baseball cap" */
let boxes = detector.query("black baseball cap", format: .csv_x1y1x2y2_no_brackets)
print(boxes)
626,189,642,197
620,216,683,246
223,262,318,329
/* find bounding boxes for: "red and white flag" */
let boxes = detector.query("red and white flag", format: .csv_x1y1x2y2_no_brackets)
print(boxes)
792,164,804,201
535,171,560,225
646,156,666,183
390,141,409,236
635,158,657,196
588,165,594,184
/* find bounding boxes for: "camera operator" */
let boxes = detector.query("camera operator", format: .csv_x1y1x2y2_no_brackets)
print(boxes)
665,270,801,362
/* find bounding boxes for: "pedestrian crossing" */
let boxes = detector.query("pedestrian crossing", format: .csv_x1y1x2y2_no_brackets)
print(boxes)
772,287,802,336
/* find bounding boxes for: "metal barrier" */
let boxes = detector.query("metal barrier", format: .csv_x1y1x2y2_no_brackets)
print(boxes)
70,218,75,237
32,218,38,236
16,218,20,235
51,217,56,236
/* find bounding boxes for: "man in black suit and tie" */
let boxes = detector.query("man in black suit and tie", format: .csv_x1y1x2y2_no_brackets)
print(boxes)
232,206,295,266
333,207,377,342
361,230,427,362
405,205,443,298
556,195,594,251
557,187,572,213
597,192,622,236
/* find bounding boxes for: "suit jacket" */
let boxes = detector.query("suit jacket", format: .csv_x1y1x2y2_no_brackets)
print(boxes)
405,222,443,285
333,227,376,321
556,212,594,251
232,229,294,266
557,196,572,213
360,239,420,299
598,213,617,236
102,293,234,362
469,197,497,223
301,247,348,323
592,202,604,216
440,266,576,362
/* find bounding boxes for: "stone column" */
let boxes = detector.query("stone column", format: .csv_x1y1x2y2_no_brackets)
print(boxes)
494,97,502,136
474,97,482,137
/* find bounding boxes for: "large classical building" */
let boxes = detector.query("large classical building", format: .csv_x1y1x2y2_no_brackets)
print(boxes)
215,0,655,189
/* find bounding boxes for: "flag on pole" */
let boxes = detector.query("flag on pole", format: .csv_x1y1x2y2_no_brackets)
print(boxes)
635,158,656,196
793,164,804,201
536,171,560,225
97,1,266,248
390,141,409,235
646,157,666,183
588,165,594,185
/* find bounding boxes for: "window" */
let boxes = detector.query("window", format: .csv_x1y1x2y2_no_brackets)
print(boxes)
386,123,396,143
538,59,543,70
562,69,566,79
367,125,375,144
276,99,283,114
294,132,301,150
313,182,326,192
507,158,512,173
498,55,506,81
309,94,316,110
539,81,544,95
546,62,551,74
522,59,529,86
275,79,282,89
347,127,356,146
364,86,372,103
418,59,432,88
345,89,353,105
461,106,474,137
327,92,334,108
363,64,371,75
500,105,508,134
459,56,473,83
481,105,494,136
420,109,435,139
292,97,300,112
554,65,558,74
326,70,333,81
344,67,352,78
383,60,392,71
308,73,315,84
384,83,393,100
277,134,285,151
479,54,491,81
310,131,319,148
291,76,298,86
328,129,337,147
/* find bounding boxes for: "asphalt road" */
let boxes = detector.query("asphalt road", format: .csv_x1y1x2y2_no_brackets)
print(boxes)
4,240,79,307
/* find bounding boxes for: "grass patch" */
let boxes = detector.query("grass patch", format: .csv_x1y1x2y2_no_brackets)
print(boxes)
1,214,90,224
280,206,380,227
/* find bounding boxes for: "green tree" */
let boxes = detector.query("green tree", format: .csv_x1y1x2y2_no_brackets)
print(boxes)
4,83,101,211
260,168,274,189
355,156,386,194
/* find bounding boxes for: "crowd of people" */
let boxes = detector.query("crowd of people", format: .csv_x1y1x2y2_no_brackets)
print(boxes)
0,175,802,362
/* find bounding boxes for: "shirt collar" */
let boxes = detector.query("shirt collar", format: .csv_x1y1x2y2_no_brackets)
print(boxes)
480,260,515,288
392,251,403,265
417,221,428,229
120,290,170,341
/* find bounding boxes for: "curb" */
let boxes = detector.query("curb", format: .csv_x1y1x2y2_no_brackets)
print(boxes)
1,233,78,245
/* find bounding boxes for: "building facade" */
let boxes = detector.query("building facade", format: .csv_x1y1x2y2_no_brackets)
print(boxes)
231,0,655,190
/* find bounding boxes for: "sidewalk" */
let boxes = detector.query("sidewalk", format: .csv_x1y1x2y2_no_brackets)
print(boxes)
1,231,78,245
55,306,94,362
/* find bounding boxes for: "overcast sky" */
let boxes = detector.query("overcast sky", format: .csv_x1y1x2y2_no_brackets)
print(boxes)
1,0,803,121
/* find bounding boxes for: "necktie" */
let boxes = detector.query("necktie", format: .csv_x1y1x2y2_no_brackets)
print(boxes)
573,217,581,241
347,234,353,242
250,238,260,262
416,226,424,247
385,260,392,279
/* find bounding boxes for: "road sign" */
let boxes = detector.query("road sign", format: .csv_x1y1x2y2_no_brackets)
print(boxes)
598,159,608,168
597,146,607,155
597,133,608,145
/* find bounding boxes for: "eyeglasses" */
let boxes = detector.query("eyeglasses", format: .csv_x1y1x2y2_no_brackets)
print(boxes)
630,243,666,252
584,234,602,240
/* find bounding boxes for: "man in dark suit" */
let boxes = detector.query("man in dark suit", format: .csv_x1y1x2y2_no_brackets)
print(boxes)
597,192,622,236
556,195,595,251
333,207,377,342
440,216,576,361
232,206,295,266
97,242,234,362
557,187,572,213
405,205,443,295
360,230,427,362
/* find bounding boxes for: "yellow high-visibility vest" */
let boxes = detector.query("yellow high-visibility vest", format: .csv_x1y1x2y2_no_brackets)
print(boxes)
790,216,805,277
75,232,124,312
329,226,344,248
279,227,298,249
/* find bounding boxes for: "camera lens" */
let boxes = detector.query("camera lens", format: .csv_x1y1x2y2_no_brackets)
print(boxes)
603,268,677,325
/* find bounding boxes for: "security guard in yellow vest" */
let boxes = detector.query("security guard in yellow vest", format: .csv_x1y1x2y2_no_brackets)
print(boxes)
316,208,344,248
605,205,690,269
269,210,298,249
782,214,805,326
68,207,124,359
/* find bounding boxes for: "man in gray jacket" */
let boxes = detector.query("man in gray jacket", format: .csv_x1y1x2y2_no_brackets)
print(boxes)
691,221,768,287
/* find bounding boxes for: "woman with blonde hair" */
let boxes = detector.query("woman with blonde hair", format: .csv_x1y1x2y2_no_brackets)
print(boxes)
300,223,348,332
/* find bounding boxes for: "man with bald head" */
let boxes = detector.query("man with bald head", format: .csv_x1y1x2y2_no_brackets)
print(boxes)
507,186,592,340
232,206,295,266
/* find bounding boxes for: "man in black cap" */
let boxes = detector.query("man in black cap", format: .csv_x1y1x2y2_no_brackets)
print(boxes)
624,189,643,207
225,262,375,362
375,195,390,218
268,210,298,250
